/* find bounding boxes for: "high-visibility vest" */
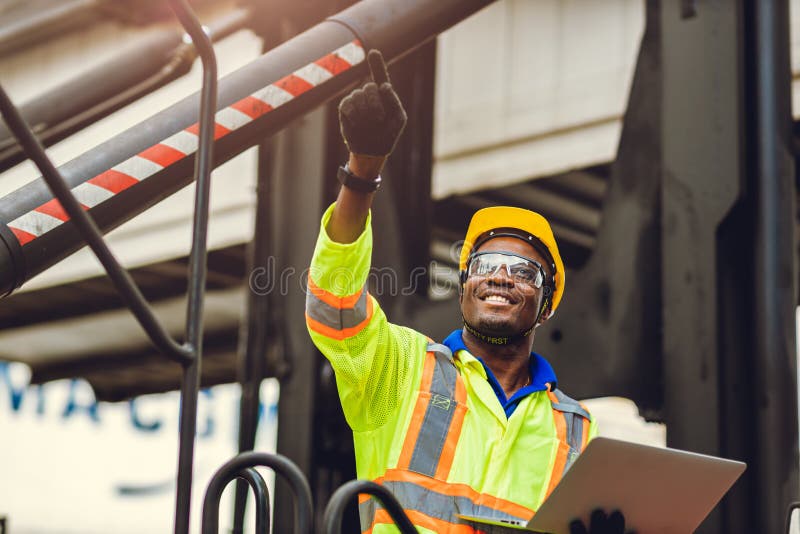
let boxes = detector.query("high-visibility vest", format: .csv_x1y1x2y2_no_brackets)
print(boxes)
359,342,592,533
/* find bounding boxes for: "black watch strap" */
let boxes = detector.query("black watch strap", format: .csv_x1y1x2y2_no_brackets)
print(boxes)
337,165,382,193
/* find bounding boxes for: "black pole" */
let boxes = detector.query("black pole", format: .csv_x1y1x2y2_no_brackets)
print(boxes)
231,27,285,524
752,0,799,531
232,136,278,532
168,1,218,533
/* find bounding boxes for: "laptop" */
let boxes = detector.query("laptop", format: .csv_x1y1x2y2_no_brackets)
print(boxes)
458,437,746,533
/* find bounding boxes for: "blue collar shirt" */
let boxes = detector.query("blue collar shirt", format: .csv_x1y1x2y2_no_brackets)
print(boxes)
442,329,558,418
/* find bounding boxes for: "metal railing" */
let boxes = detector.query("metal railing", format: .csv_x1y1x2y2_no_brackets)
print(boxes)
232,468,271,534
0,1,216,532
201,450,419,534
202,452,312,534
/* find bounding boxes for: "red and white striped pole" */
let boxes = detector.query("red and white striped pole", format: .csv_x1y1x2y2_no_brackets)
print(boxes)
6,40,365,249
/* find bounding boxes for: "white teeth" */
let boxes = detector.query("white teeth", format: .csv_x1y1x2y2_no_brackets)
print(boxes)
485,295,510,304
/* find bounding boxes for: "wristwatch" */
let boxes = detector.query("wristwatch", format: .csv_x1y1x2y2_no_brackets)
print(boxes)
337,164,382,193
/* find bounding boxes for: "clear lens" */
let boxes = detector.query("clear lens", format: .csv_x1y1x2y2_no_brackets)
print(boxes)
467,252,544,288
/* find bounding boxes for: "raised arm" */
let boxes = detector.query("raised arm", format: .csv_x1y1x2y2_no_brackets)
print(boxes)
306,50,427,433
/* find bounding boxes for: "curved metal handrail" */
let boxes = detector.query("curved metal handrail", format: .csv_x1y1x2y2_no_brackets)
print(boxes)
323,480,416,534
234,468,270,534
165,1,218,532
202,452,312,534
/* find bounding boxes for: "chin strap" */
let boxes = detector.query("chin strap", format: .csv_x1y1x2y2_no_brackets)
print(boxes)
462,317,536,346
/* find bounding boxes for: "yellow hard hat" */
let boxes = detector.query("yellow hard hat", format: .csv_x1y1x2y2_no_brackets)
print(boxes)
459,206,566,313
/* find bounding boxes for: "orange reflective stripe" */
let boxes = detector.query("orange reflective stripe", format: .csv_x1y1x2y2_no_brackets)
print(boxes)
435,377,467,480
368,508,479,534
307,275,364,309
455,375,466,404
380,469,533,519
305,296,374,340
396,353,436,469
396,393,431,468
546,390,569,498
419,351,435,391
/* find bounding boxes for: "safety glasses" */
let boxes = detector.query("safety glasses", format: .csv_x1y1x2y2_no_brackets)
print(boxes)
466,251,546,288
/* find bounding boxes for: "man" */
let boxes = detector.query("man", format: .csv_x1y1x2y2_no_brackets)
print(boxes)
306,50,629,534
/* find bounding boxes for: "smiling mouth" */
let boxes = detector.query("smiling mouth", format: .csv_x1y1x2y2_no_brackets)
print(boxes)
482,294,513,305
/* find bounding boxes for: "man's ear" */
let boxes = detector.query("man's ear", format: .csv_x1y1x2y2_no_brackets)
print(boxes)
536,286,555,324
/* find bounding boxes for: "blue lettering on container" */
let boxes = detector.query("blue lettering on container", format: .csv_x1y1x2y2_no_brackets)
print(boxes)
0,361,27,413
62,379,100,423
129,398,162,432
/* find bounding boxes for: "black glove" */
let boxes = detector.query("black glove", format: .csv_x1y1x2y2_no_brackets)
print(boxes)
569,509,635,534
338,49,407,156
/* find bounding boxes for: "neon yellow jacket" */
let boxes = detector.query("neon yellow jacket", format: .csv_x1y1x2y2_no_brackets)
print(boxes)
306,205,597,533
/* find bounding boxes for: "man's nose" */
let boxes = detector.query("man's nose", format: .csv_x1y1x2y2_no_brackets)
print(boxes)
487,264,514,284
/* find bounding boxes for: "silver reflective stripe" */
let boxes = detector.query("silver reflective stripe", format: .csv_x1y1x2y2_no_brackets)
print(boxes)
358,480,527,532
550,389,591,419
427,342,453,362
305,283,369,330
407,343,458,476
561,411,582,472
427,344,456,398
550,388,590,474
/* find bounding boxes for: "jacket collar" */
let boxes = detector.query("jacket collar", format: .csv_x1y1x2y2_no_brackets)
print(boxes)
442,328,558,392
